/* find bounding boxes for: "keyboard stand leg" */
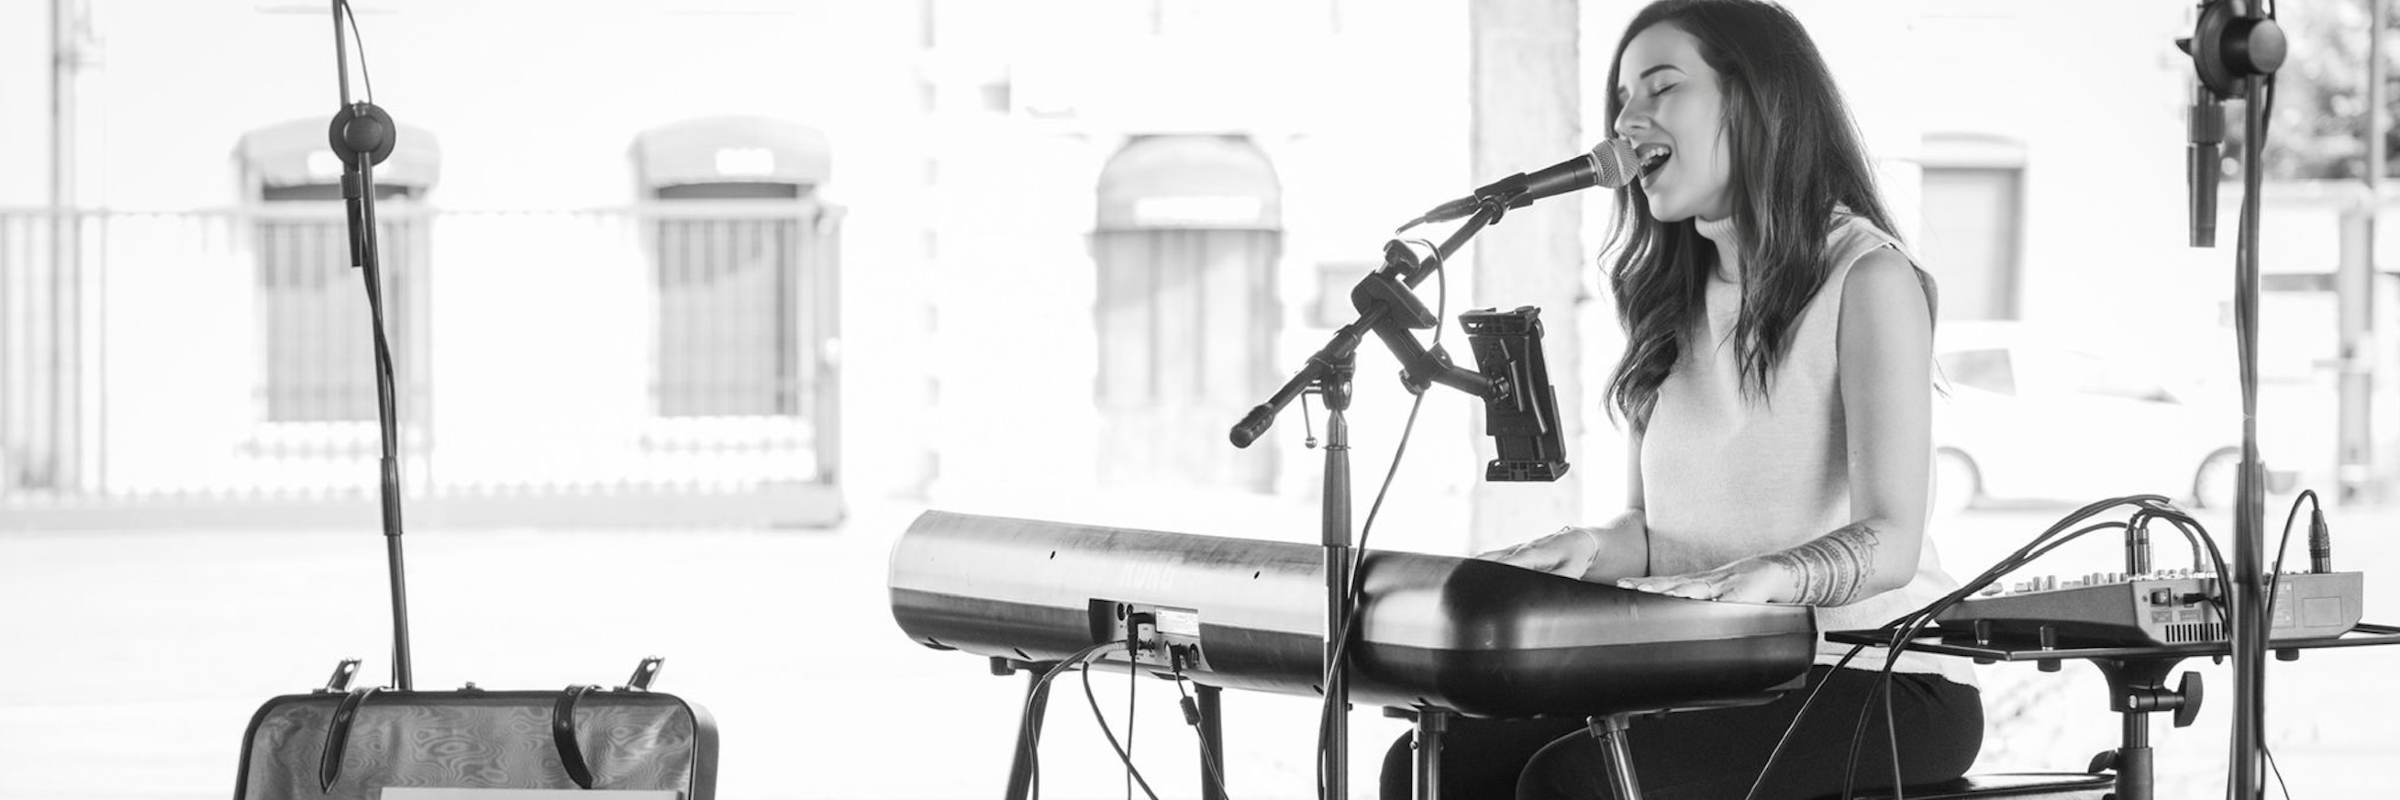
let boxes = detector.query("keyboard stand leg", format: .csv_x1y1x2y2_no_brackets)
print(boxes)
1197,684,1227,800
1002,661,1055,800
1588,713,1643,800
1410,708,1448,800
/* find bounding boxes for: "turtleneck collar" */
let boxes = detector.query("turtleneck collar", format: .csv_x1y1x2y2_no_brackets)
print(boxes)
1693,214,1738,244
1693,215,1740,282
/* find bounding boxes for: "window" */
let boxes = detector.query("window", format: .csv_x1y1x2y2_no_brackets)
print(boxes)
254,212,422,422
631,116,836,424
237,117,439,427
651,217,806,418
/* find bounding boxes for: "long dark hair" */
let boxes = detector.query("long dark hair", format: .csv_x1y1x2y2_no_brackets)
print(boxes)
1601,0,1913,430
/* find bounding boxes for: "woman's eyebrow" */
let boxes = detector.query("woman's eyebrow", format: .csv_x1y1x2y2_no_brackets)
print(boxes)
1615,64,1687,100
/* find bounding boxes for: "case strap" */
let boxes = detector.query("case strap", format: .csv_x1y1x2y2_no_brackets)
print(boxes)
552,685,600,789
319,686,380,792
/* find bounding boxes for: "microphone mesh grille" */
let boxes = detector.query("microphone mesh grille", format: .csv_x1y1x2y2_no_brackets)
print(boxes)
1590,139,1641,189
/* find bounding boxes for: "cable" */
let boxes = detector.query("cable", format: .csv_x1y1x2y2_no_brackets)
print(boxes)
2265,489,2320,617
1016,643,1118,800
331,0,397,457
1824,496,2178,799
1126,633,1139,800
1081,657,1164,800
1881,672,1901,799
1762,501,2181,800
1738,647,1869,800
1171,657,1236,799
2142,509,2232,628
1311,600,1373,798
332,0,398,466
340,0,376,104
2135,506,2210,575
2272,490,2315,575
2264,743,2292,800
1883,496,2165,633
1739,507,2119,800
1741,495,2170,800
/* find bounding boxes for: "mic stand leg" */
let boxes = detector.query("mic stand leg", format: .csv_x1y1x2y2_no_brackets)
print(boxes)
1319,351,1356,800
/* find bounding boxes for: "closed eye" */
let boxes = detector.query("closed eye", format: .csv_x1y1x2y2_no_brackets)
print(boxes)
1619,83,1677,107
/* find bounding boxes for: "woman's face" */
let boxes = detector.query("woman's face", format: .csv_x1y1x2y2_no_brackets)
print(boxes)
1613,23,1734,223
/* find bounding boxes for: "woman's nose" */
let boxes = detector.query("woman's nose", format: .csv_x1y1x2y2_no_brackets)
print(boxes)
1613,105,1650,139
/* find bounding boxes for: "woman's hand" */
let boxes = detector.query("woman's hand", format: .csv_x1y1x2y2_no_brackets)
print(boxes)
1614,557,1791,603
1475,526,1602,579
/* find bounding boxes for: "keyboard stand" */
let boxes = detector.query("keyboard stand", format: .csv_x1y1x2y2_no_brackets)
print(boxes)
994,657,1229,800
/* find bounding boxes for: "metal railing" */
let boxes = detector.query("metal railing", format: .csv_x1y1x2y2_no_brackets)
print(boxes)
0,202,841,501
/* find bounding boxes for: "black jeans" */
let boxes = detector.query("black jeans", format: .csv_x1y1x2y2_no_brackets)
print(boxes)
1378,666,1982,800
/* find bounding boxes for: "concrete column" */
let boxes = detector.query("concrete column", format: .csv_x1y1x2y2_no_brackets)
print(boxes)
1467,0,1583,553
2343,0,2387,501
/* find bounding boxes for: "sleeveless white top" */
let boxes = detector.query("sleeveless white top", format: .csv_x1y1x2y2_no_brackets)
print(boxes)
1640,214,1976,686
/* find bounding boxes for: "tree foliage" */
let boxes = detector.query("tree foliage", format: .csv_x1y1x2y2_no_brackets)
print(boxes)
2244,0,2395,179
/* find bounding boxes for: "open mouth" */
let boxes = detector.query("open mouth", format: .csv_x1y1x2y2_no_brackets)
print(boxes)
1637,144,1673,180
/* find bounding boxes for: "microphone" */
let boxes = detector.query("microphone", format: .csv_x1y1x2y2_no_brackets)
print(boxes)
1413,138,1645,226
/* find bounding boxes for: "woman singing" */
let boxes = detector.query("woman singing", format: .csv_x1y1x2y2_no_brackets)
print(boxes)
1381,1,1983,797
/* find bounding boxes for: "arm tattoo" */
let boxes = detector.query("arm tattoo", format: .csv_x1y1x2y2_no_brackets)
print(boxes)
1759,522,1882,606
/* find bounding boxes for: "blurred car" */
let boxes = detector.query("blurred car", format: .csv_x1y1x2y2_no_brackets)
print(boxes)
1928,321,2287,514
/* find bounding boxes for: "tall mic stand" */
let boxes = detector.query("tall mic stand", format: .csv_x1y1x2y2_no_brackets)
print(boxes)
2177,2,2283,796
1228,197,1515,799
326,0,414,691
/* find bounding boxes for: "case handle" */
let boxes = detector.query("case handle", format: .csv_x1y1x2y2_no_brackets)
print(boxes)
319,685,380,792
551,657,664,789
552,685,600,789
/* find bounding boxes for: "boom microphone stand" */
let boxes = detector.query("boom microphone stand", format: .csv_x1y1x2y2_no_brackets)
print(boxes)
1228,196,1521,799
326,0,414,691
2176,2,2284,796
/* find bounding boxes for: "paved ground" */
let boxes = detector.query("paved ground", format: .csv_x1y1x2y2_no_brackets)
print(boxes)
3,492,2396,799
